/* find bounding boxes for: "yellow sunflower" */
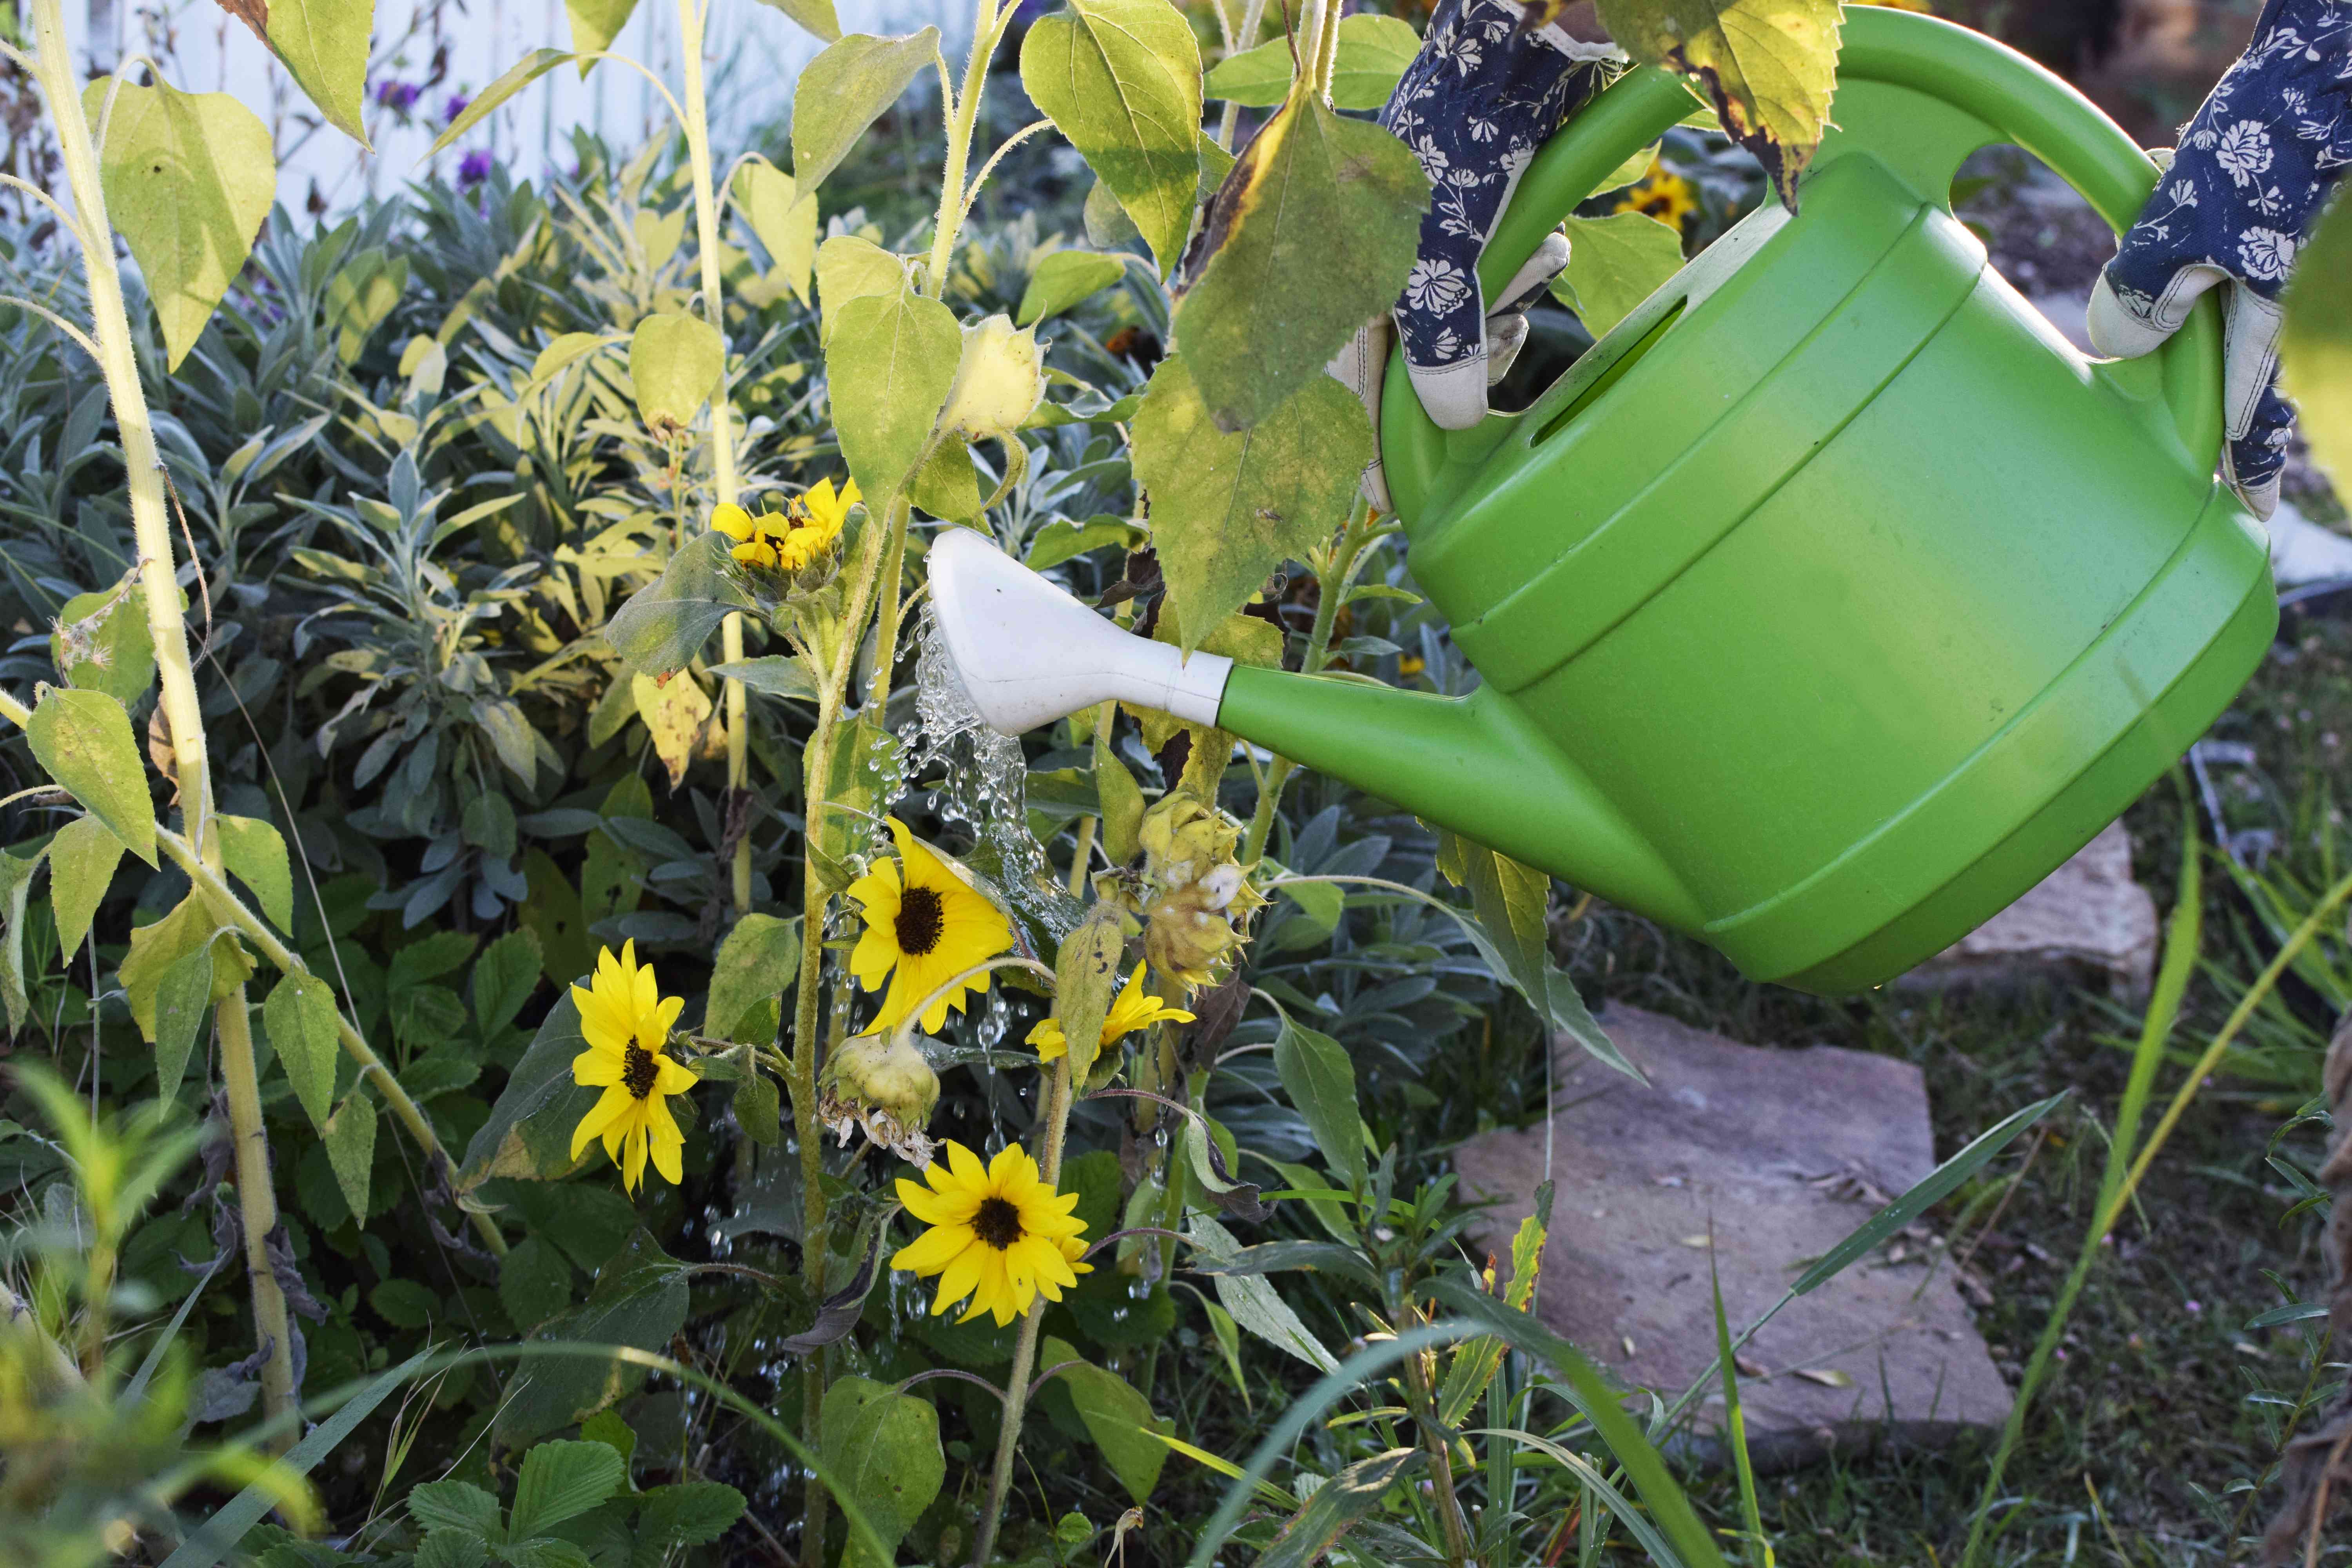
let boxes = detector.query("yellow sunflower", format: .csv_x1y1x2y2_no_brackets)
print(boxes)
1028,962,1195,1063
568,941,695,1194
793,475,859,555
848,817,1015,1033
1615,162,1699,230
711,501,799,571
891,1141,1088,1325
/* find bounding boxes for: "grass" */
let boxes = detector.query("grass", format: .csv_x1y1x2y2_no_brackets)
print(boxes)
1552,607,2352,1564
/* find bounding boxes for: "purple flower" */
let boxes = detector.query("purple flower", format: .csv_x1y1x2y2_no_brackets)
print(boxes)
443,93,470,126
375,80,419,114
458,149,494,189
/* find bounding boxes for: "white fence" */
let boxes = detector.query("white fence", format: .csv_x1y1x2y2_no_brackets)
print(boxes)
65,0,971,212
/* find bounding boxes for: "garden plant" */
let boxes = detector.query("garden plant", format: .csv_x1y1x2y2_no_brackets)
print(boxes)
0,0,2345,1562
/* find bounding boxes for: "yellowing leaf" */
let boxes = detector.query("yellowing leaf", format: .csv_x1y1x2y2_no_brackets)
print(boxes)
631,672,712,790
813,233,909,346
1205,13,1419,111
731,162,817,305
1021,0,1203,276
427,50,575,158
1132,354,1372,651
2281,188,2352,495
1174,97,1428,432
81,79,275,370
791,31,940,196
755,0,839,40
1595,0,1843,203
565,0,640,69
258,0,375,144
629,312,724,437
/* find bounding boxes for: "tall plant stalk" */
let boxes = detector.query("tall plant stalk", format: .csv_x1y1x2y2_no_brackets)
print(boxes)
674,0,753,914
25,0,295,1440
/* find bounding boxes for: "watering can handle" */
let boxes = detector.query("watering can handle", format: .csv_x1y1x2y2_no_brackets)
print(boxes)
1387,7,2223,484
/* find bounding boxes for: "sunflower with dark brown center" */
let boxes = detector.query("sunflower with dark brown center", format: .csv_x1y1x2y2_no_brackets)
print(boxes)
892,1141,1088,1326
567,942,695,1194
847,817,1014,1033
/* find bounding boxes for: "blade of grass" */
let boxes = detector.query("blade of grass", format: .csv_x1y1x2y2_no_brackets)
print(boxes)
1710,1239,1770,1567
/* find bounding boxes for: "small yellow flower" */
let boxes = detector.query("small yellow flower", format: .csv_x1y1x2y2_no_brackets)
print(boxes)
848,817,1016,1033
711,501,799,571
795,476,859,552
1615,161,1698,230
1028,962,1195,1063
892,1141,1087,1325
568,942,695,1194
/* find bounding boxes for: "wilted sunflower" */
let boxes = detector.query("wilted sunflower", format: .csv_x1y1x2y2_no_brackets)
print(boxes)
1028,962,1195,1063
568,942,695,1194
848,817,1014,1033
892,1141,1087,1325
711,501,800,571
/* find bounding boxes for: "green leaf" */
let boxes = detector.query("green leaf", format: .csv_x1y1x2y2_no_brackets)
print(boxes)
909,436,983,521
1094,731,1145,865
1436,831,1552,1021
1273,1016,1364,1191
1593,0,1843,203
263,973,341,1129
1025,515,1142,570
638,1482,747,1547
1020,0,1203,275
814,234,910,346
629,311,724,436
80,80,275,368
1553,211,1685,336
1041,1337,1171,1504
1016,249,1127,327
1133,354,1371,652
708,655,820,702
754,0,838,40
472,928,545,1040
733,1070,781,1145
323,247,408,364
1175,96,1427,430
458,996,600,1190
1083,176,1142,248
826,286,961,500
408,1481,503,1539
50,588,155,707
791,31,940,196
501,1541,591,1568
1275,877,1343,937
27,685,156,867
1205,13,1418,111
48,814,123,962
0,848,38,1034
564,0,640,69
499,1234,575,1332
1256,1449,1424,1568
819,1375,945,1563
254,0,375,146
1052,902,1127,1080
415,1529,489,1568
604,530,759,679
427,50,575,157
1188,1214,1339,1372
508,1440,625,1539
2283,187,2352,494
216,814,292,932
708,912,801,1042
731,162,817,303
324,1090,376,1221
497,1230,693,1447
369,1278,440,1330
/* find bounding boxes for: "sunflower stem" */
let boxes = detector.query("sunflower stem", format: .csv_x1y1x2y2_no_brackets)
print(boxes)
970,1054,1074,1568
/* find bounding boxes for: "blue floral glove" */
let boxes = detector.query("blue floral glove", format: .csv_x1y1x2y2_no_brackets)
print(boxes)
1332,0,1613,508
2087,0,2352,517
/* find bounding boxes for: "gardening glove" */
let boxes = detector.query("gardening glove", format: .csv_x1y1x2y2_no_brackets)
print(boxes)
1329,0,1619,512
2086,0,2352,519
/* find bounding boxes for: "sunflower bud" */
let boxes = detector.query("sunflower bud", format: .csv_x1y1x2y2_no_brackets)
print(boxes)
1136,795,1266,993
818,1031,942,1165
938,314,1045,441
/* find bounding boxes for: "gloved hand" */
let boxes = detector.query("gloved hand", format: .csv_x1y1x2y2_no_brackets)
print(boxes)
2087,0,2352,519
1331,0,1616,511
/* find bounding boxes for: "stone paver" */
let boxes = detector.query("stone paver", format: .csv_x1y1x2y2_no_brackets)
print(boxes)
1453,1005,2013,1469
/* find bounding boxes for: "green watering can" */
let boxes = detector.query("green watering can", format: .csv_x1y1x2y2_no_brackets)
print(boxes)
930,7,2276,995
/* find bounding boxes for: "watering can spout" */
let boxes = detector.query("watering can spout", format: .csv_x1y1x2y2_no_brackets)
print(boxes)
927,529,1706,930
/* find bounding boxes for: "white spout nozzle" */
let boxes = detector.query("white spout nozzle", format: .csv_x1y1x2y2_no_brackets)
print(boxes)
927,527,1232,737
